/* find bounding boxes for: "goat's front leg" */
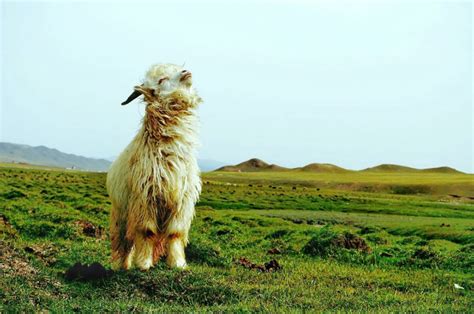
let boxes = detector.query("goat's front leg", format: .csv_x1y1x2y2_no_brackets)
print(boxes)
166,233,187,268
133,230,155,270
131,219,158,270
165,203,194,269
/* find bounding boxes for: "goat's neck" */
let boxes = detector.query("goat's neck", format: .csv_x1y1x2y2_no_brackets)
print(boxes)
141,104,192,143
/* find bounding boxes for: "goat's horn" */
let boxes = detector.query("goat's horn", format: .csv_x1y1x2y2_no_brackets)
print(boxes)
121,87,143,106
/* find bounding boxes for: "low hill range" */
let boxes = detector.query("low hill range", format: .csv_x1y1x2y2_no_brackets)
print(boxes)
0,142,112,172
0,143,466,174
216,158,464,174
0,142,226,172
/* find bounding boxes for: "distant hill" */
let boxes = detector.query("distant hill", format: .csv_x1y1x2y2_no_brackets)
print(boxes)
217,159,351,173
420,167,463,174
297,163,350,173
1,143,465,174
216,159,465,174
216,158,289,172
1,142,226,172
361,164,465,174
361,164,419,173
0,142,111,172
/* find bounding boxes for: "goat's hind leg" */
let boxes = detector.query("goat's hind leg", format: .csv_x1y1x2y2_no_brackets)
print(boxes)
110,208,134,270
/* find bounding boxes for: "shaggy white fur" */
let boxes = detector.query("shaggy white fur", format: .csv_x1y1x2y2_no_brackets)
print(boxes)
107,63,202,270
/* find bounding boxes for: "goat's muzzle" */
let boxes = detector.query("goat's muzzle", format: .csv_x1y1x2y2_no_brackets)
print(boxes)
180,72,192,82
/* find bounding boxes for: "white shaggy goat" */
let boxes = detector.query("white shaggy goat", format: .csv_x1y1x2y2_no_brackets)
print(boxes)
107,63,202,270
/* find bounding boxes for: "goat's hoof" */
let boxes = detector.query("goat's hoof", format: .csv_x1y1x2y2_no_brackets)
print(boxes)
176,262,188,270
138,267,151,272
137,260,153,271
167,259,188,270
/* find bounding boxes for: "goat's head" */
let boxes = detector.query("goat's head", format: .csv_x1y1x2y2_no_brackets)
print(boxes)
121,63,201,109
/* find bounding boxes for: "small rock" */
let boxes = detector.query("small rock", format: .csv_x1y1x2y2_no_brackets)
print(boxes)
267,248,281,255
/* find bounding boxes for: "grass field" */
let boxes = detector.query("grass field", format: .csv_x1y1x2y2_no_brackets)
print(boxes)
1,164,473,312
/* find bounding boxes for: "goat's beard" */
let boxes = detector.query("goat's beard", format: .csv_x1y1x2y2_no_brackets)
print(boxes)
148,88,202,112
143,88,201,141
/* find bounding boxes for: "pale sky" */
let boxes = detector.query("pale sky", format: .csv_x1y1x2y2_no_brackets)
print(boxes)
1,0,473,172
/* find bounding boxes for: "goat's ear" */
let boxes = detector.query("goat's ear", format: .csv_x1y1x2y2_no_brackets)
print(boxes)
121,85,155,106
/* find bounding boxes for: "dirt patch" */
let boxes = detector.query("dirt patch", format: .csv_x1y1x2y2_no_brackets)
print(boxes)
412,248,437,260
215,228,232,236
332,232,371,253
0,241,66,307
0,241,38,278
306,219,326,227
74,220,104,238
236,257,282,272
289,218,304,224
24,243,58,266
359,226,380,235
267,247,281,255
0,214,17,237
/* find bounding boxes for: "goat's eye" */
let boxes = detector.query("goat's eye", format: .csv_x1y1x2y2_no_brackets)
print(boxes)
158,77,169,85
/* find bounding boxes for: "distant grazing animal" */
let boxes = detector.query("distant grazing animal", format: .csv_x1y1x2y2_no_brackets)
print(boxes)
107,64,202,270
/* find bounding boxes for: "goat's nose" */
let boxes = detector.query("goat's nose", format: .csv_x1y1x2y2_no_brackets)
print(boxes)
180,70,192,82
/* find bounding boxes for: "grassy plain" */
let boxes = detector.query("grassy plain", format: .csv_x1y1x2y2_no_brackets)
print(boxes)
1,165,473,312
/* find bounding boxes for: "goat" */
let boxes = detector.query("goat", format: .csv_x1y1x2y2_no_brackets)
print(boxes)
107,63,202,270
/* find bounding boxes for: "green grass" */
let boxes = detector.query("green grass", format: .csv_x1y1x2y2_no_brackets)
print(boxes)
206,170,474,196
1,164,473,312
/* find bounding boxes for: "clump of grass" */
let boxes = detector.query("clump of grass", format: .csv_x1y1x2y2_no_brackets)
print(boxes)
397,247,441,268
186,239,229,267
440,244,474,270
366,234,388,245
266,229,293,239
398,236,423,245
358,226,380,235
1,190,27,199
302,227,371,257
16,221,76,239
391,185,431,195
